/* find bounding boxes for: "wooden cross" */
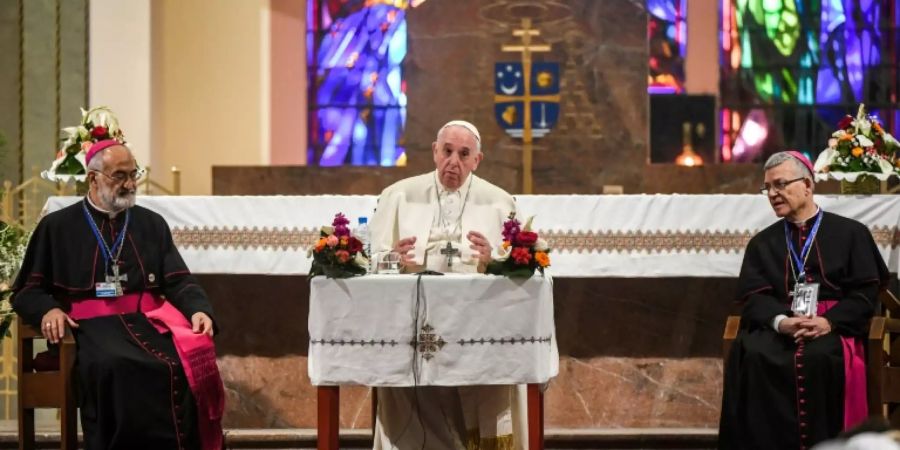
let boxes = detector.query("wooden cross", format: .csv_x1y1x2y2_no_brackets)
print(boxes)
494,18,559,194
440,241,460,268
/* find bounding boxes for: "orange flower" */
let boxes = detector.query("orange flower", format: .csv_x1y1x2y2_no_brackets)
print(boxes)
340,236,349,246
534,251,550,268
314,237,327,252
874,122,883,133
502,241,511,250
851,147,864,157
840,134,853,141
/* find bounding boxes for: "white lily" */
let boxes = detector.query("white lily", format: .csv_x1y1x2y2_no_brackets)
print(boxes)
856,135,874,147
522,216,535,232
878,157,895,174
535,238,549,252
832,130,847,139
814,148,836,172
353,253,369,268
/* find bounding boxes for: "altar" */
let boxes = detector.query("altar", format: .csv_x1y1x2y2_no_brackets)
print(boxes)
40,195,900,432
42,194,900,278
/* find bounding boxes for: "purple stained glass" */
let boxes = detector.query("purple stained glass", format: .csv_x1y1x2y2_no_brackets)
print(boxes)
307,1,409,166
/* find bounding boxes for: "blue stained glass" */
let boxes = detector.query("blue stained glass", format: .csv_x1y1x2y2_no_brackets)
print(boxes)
307,1,411,166
720,0,898,163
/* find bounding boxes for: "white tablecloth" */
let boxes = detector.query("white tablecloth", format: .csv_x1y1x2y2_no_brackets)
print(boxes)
43,195,900,277
307,274,558,387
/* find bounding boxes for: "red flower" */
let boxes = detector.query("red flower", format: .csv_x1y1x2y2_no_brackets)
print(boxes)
335,250,351,263
515,231,538,247
91,126,108,138
511,247,532,265
347,236,363,254
837,115,853,130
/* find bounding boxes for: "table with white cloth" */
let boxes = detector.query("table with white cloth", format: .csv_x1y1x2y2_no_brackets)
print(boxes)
308,274,558,450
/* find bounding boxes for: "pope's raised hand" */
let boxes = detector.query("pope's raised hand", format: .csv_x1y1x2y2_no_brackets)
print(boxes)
393,236,417,266
467,231,493,264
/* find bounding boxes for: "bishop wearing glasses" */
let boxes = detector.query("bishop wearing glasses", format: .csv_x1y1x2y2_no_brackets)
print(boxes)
11,140,225,450
718,151,889,450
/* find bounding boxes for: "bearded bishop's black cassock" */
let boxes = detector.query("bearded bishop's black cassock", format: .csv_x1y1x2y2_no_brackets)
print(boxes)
13,198,224,450
719,210,889,450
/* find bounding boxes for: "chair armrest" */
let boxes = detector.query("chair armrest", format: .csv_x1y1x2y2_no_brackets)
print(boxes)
723,316,741,340
17,317,76,345
723,315,741,359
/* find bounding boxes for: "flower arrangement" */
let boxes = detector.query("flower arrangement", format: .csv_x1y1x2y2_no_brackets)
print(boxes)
485,212,550,278
814,103,900,183
0,223,31,339
308,213,370,279
42,106,126,182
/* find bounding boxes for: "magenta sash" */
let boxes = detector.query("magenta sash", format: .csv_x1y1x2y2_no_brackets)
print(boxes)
69,293,163,320
817,300,867,429
145,301,225,450
69,294,225,450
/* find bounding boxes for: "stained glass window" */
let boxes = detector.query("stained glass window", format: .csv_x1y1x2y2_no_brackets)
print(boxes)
307,0,419,166
720,0,899,163
648,0,687,94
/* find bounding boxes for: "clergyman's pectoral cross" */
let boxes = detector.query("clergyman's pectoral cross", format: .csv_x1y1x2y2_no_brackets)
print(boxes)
107,265,128,296
440,242,460,268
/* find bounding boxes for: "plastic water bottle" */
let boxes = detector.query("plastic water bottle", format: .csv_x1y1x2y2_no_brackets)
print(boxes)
356,217,371,273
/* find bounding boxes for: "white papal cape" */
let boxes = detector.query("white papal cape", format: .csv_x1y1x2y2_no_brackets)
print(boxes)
369,171,527,450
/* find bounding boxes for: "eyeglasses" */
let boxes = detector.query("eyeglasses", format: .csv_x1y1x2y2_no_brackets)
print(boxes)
92,169,145,184
759,177,806,194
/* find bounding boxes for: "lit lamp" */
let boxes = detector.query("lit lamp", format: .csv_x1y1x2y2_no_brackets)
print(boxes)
675,122,704,167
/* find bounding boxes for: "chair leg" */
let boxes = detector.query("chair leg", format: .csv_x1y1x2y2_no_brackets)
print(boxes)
61,403,78,449
18,407,34,450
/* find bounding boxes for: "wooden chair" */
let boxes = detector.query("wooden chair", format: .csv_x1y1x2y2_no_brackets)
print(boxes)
17,317,77,450
722,290,900,426
868,289,900,426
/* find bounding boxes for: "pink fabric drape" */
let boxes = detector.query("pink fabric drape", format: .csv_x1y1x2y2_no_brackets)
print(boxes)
818,300,867,429
70,293,225,450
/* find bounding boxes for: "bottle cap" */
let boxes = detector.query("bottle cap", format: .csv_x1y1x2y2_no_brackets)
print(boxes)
358,217,368,224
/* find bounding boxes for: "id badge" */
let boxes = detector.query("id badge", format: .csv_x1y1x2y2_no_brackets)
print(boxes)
791,283,820,317
95,282,118,298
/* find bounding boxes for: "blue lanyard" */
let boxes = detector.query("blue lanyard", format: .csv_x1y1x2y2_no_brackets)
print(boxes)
783,209,823,279
82,200,130,270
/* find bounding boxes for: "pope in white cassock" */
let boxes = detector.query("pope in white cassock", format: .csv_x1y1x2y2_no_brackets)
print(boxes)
369,120,527,449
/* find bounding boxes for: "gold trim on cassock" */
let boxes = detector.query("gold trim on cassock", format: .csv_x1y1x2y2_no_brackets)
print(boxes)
465,429,515,450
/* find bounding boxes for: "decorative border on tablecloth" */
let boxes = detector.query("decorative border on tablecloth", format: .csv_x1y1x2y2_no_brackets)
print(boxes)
170,225,900,253
172,226,320,250
457,336,552,346
310,338,400,347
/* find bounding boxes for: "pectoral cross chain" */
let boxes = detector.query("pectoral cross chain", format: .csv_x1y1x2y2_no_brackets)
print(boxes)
440,242,460,268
